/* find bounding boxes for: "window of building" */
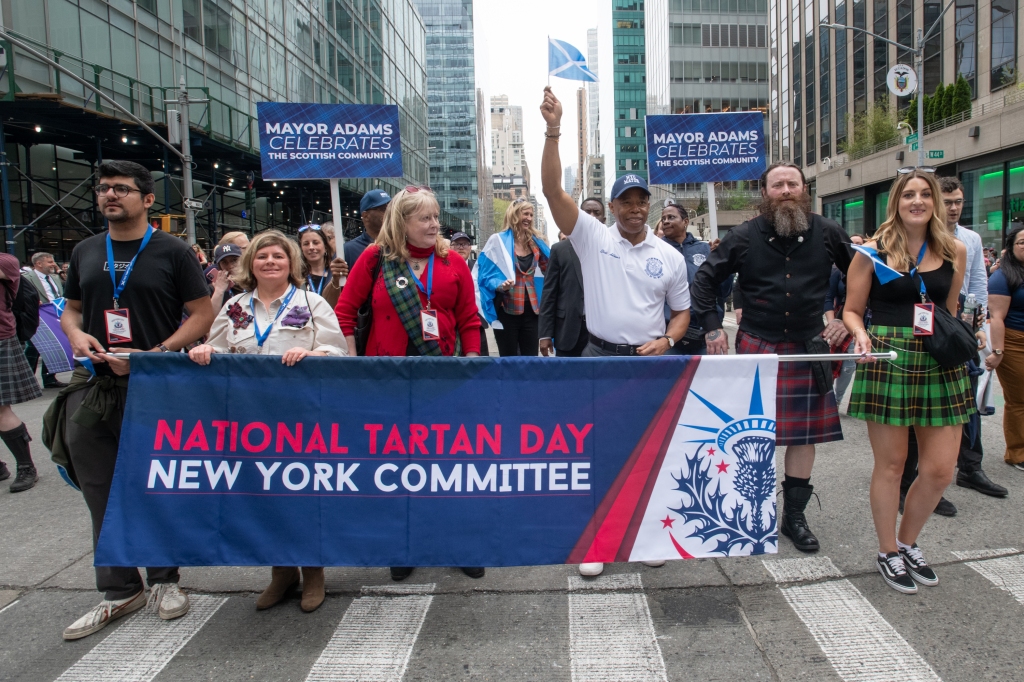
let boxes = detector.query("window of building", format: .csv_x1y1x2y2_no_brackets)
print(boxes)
835,0,849,146
955,0,977,96
1005,161,1024,249
820,19,831,161
991,0,1017,91
853,0,867,114
137,0,157,15
921,1,943,97
875,190,890,229
843,197,864,234
182,0,202,43
793,26,802,167
697,23,767,47
873,0,889,106
962,164,1006,249
805,3,815,166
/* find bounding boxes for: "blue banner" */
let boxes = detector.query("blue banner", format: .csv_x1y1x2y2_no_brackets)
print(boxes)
257,102,403,180
95,354,779,568
646,112,767,185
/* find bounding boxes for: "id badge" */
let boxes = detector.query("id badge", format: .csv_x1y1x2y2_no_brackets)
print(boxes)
421,309,440,341
104,308,133,344
913,303,935,336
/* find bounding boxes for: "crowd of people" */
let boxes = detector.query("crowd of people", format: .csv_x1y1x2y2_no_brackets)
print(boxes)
0,85,1020,640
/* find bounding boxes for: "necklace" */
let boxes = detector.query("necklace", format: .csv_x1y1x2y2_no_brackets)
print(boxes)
409,256,427,273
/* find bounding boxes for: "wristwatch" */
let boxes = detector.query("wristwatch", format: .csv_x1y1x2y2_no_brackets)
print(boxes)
156,343,171,352
661,335,675,348
992,349,1004,356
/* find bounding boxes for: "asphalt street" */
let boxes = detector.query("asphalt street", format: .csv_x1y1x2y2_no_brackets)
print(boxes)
1,320,1022,682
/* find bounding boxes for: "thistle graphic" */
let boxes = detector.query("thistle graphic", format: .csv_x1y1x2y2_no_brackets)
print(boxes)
731,435,776,538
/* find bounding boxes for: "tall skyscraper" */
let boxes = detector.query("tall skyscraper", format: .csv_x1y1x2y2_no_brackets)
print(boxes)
587,27,601,153
476,88,495,244
612,0,649,180
565,167,577,195
576,88,588,201
416,0,479,237
490,95,525,177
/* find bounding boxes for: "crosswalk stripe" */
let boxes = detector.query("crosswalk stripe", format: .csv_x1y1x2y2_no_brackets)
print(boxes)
963,553,1024,607
305,586,434,682
772,559,940,682
0,600,19,616
763,557,842,583
568,573,667,682
951,548,1019,561
55,595,226,682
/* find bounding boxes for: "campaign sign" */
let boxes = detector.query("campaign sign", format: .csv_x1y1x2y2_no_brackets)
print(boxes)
257,102,403,180
646,112,766,185
95,354,778,568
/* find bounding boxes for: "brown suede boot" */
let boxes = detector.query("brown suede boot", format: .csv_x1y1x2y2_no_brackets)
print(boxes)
300,567,325,612
256,566,299,610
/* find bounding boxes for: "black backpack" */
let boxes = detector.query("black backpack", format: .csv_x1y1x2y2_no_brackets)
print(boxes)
7,274,40,343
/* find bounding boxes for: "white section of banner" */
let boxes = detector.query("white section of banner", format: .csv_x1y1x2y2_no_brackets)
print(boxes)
629,355,779,562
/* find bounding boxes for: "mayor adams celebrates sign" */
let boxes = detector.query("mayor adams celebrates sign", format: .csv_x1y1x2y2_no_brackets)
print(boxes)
257,102,403,180
646,111,767,185
94,354,780,568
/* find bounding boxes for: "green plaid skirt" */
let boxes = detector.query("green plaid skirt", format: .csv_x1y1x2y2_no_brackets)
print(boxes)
848,325,973,426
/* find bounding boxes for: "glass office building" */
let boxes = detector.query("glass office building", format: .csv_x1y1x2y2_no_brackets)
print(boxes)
613,0,649,179
415,0,478,238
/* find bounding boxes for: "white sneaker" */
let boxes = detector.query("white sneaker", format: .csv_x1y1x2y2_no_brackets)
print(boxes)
63,590,146,640
149,583,190,620
578,562,604,576
642,560,666,567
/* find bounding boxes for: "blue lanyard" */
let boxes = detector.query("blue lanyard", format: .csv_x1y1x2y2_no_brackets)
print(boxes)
307,274,326,295
909,242,928,299
106,228,154,308
250,285,297,348
408,253,435,307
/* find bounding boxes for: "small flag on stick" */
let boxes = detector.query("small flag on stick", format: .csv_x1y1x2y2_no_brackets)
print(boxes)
548,38,598,82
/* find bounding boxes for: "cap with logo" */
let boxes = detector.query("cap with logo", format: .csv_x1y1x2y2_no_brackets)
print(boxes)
609,174,651,201
359,189,392,213
450,232,473,244
213,243,244,264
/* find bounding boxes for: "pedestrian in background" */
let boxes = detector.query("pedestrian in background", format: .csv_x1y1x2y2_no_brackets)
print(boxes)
986,223,1024,472
844,169,968,594
345,189,391,265
0,252,42,493
450,232,489,355
189,230,345,613
298,224,347,308
209,243,245,309
478,199,549,357
660,203,712,355
24,251,67,388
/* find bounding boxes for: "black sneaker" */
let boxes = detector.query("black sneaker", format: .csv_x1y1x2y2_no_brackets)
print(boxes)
390,567,414,581
898,544,938,586
933,496,957,517
0,460,9,482
9,464,37,493
877,552,917,594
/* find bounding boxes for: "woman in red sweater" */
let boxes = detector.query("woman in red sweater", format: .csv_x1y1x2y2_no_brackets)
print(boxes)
336,187,481,357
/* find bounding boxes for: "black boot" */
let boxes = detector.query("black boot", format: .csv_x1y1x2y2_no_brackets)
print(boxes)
0,460,9,482
10,464,37,493
1,424,35,492
781,485,820,552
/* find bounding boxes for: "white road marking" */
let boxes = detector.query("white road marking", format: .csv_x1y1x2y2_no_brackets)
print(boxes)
568,573,667,682
773,559,940,682
306,593,433,682
763,556,842,583
56,595,226,682
964,554,1024,606
0,600,19,616
568,573,643,591
951,548,1020,561
361,583,436,596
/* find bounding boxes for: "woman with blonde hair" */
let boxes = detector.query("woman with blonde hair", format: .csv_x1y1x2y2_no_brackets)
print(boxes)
476,199,550,356
843,169,968,594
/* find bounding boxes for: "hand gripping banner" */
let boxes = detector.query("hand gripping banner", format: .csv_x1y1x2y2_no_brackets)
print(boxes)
95,354,779,567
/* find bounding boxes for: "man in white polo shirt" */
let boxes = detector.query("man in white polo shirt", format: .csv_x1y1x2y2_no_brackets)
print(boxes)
541,86,690,576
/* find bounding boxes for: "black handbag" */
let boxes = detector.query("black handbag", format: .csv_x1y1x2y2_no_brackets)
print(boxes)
354,252,384,356
912,272,977,369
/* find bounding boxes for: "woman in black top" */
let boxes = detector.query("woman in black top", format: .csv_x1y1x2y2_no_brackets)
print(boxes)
843,169,968,594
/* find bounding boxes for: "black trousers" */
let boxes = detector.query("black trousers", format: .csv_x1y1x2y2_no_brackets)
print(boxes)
556,326,591,357
65,387,179,600
493,305,539,357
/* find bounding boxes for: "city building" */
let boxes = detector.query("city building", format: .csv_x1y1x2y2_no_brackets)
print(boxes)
613,0,649,179
492,174,529,202
490,94,525,177
565,166,577,195
588,27,602,153
586,154,606,201
772,0,1024,250
416,0,479,239
475,87,495,244
0,0,456,258
575,87,588,201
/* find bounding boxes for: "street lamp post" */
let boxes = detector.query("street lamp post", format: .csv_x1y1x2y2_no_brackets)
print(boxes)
823,0,956,168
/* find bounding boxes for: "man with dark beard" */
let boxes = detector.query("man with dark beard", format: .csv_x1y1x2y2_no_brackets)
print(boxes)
690,163,853,553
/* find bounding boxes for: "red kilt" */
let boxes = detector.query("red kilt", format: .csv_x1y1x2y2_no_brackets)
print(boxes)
736,330,843,446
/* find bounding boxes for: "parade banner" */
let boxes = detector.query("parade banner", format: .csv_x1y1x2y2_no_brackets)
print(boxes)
646,112,767,185
257,102,403,180
95,354,779,568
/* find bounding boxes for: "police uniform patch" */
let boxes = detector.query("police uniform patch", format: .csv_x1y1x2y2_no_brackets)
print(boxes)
645,257,664,279
692,253,707,266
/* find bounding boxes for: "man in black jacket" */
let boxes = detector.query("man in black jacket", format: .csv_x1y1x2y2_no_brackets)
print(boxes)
538,198,604,356
690,162,853,553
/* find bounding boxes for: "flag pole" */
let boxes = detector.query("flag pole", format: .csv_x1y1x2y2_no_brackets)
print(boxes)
547,36,551,86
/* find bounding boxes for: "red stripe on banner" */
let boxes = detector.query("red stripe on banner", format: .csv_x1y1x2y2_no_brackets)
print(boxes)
668,531,695,559
566,358,701,564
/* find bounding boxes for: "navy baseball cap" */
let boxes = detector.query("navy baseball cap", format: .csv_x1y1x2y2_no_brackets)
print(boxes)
609,174,651,201
360,189,392,213
213,243,243,264
450,232,472,244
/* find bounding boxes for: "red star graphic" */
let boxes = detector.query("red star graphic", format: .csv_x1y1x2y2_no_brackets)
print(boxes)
661,515,675,529
716,460,730,474
706,446,717,457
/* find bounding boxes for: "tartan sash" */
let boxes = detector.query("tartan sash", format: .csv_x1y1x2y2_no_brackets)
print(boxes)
382,256,443,357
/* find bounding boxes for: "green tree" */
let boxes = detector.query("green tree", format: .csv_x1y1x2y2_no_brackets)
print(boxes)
929,84,944,125
493,198,510,232
953,75,973,117
840,102,900,155
942,82,955,119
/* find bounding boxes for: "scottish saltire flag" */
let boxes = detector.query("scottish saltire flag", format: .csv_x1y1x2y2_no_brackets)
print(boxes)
30,299,73,374
548,38,598,82
474,231,550,329
852,244,903,284
94,354,777,567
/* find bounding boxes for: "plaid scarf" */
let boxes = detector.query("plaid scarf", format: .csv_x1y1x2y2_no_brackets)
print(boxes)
503,238,547,315
382,256,443,357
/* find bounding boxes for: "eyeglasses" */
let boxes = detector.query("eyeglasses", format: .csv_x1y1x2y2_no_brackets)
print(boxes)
297,224,322,233
405,185,433,194
94,183,143,198
513,197,528,204
942,199,964,207
897,166,937,174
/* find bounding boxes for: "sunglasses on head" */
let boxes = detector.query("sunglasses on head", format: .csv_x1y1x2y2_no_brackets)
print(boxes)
897,166,937,174
298,224,322,233
513,197,528,204
405,185,433,194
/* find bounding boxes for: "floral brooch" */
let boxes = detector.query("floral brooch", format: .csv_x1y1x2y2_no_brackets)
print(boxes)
281,306,311,328
227,302,253,330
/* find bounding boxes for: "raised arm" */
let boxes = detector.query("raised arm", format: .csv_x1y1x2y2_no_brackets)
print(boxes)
540,87,580,235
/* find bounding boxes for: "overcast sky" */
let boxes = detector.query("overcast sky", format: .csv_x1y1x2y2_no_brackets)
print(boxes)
474,0,613,241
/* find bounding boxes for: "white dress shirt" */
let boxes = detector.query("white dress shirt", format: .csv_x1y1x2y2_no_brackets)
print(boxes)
954,224,987,308
207,286,347,356
33,268,59,302
568,210,690,345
